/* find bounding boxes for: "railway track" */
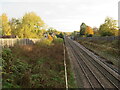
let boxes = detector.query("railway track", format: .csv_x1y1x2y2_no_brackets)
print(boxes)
64,36,120,89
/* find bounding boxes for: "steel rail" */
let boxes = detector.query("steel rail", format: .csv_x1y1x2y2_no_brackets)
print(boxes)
66,37,105,89
70,38,120,89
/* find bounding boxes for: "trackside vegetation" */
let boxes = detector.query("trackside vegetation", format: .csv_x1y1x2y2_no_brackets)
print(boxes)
2,38,65,88
78,39,119,68
1,38,76,88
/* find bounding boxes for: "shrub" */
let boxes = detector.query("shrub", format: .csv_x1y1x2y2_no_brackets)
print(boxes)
53,38,63,44
36,39,52,46
2,48,12,61
2,39,66,88
2,48,13,73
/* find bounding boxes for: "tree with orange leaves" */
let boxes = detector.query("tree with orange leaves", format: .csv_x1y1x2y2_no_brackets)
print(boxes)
85,26,94,37
48,34,53,41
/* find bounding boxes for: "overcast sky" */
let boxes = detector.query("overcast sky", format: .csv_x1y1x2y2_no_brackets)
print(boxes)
0,0,119,32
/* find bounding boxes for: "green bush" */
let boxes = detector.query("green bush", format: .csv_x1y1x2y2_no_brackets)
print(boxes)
2,48,12,61
2,48,30,88
53,38,63,44
36,39,52,46
2,48,13,73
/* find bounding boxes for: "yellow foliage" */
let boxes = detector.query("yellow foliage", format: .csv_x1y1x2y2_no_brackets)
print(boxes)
85,26,94,35
48,34,53,41
114,30,119,36
1,13,11,35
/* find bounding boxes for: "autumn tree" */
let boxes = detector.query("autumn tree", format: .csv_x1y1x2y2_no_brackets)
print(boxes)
0,13,11,35
19,12,45,38
9,18,22,36
46,27,61,36
47,27,57,34
48,34,53,41
80,23,94,37
85,26,94,37
99,17,118,36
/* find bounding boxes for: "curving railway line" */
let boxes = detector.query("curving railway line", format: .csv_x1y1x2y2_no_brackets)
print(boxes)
64,36,120,89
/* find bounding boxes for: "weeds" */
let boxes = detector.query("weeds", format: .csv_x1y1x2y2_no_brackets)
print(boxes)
65,47,77,88
53,38,63,44
78,40,119,68
2,38,66,88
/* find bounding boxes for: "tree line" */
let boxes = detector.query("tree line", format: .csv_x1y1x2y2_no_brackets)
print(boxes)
73,17,119,37
0,12,118,38
0,12,64,38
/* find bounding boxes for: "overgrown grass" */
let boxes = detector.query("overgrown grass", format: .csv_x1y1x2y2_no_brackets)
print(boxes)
77,39,119,68
53,38,63,44
2,38,66,88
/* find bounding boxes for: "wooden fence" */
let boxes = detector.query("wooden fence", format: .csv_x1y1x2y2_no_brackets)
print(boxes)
76,36,120,41
0,38,42,47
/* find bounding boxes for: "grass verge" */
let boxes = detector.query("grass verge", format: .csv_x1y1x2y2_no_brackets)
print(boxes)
77,39,119,68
